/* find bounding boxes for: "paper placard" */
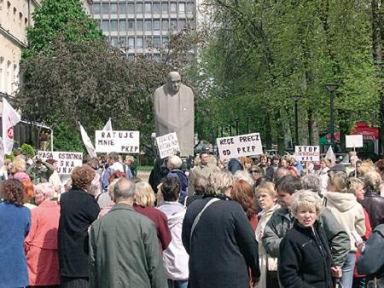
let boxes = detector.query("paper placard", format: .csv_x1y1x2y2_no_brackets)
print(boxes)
294,146,320,162
37,151,83,175
156,132,180,159
216,133,263,160
346,135,363,148
95,130,140,153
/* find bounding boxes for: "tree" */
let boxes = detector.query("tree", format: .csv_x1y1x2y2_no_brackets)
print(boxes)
23,0,102,59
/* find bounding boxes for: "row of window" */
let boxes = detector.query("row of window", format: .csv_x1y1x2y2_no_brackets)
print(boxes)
92,2,194,14
0,56,18,95
99,18,189,32
110,35,168,49
0,0,28,26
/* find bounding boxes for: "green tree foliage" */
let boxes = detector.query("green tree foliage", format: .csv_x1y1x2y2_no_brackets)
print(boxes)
23,0,102,58
195,0,380,151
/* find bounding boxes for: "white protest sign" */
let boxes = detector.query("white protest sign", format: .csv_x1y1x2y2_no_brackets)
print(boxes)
95,130,140,153
37,151,83,175
156,132,180,159
216,133,263,160
346,135,363,148
294,146,320,162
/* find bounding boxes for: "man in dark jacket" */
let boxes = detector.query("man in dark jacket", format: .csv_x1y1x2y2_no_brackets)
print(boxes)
89,178,167,288
167,155,189,204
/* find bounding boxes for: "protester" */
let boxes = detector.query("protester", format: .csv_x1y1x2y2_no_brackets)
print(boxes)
27,157,55,184
167,155,189,204
89,178,167,288
97,170,126,209
157,176,189,288
265,155,279,181
325,171,366,288
134,181,172,251
124,155,137,177
182,171,260,288
25,183,60,287
249,165,264,186
361,171,384,229
318,158,331,193
20,178,37,209
0,179,31,288
46,158,62,194
255,181,280,288
279,190,333,288
58,165,100,288
101,152,132,191
185,175,207,206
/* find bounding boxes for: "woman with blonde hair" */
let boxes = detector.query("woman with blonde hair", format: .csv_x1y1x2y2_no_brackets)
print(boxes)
361,171,384,229
133,181,171,251
255,181,280,288
325,172,366,288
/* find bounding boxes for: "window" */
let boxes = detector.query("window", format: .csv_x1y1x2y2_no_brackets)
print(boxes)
110,20,118,31
161,3,168,12
170,19,177,30
136,2,143,13
92,3,101,14
101,20,109,31
19,12,22,20
127,3,134,13
178,19,186,30
145,2,151,13
153,19,160,30
145,20,152,31
161,19,169,30
153,36,161,48
128,37,135,49
110,37,118,47
119,19,126,31
162,36,169,48
118,3,126,13
110,3,118,13
136,20,143,30
179,3,185,13
145,36,152,47
153,2,161,13
186,2,194,13
170,2,177,12
127,20,134,31
136,37,143,48
102,3,109,13
119,37,126,47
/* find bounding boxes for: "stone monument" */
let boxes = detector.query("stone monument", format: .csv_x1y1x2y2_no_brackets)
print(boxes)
153,71,194,157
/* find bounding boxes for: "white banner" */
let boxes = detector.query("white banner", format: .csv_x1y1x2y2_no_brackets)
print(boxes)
346,135,363,148
216,133,263,160
156,132,180,159
102,118,112,131
79,122,97,158
2,98,21,155
294,146,320,162
37,151,83,175
95,130,140,153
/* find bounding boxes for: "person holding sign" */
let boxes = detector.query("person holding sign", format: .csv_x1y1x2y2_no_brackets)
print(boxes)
153,72,195,157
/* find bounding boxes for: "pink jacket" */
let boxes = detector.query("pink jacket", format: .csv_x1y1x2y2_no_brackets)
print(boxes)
25,200,60,286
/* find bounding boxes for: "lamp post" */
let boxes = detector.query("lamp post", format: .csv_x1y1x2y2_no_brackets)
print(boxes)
235,118,240,135
325,83,339,149
292,95,301,146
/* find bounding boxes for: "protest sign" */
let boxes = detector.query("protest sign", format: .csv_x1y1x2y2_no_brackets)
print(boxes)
156,132,180,159
95,130,140,153
216,133,263,160
294,146,320,162
346,135,363,149
37,151,83,175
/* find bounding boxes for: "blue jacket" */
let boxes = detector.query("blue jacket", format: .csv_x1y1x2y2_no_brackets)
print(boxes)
0,201,30,288
168,169,188,204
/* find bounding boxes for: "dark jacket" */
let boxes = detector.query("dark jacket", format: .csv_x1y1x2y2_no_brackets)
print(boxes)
58,188,100,278
278,220,333,288
168,169,188,204
361,189,384,229
262,207,350,266
89,204,167,288
357,224,384,277
182,196,260,288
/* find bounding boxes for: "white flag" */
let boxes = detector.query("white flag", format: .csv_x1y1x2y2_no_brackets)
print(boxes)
102,118,112,131
2,98,21,155
325,146,336,165
79,122,97,158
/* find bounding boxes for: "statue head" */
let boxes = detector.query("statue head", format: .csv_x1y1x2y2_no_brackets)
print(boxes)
167,71,181,95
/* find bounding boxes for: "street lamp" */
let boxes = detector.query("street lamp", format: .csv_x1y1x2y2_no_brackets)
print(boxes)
325,82,339,149
292,95,301,146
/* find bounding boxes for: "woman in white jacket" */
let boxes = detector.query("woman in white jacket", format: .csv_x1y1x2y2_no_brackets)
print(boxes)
325,171,366,288
255,181,280,288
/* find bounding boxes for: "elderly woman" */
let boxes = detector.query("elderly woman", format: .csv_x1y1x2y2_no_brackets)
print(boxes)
0,179,31,288
25,183,60,287
134,181,171,251
279,190,333,288
182,171,260,288
255,181,280,288
361,171,384,229
325,172,366,288
58,165,100,288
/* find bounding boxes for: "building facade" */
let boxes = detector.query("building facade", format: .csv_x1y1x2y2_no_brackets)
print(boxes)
91,0,196,59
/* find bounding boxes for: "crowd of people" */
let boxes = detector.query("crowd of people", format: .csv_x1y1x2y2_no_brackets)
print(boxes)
1,148,384,288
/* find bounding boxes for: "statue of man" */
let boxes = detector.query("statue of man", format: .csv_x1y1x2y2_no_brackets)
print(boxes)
153,71,195,157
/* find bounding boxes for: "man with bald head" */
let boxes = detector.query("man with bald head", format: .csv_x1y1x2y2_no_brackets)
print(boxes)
153,71,195,157
89,178,166,288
